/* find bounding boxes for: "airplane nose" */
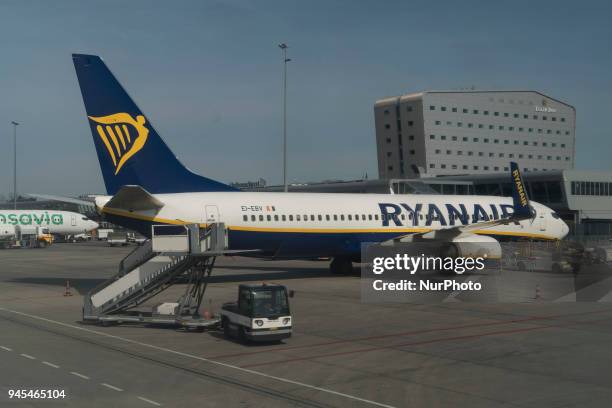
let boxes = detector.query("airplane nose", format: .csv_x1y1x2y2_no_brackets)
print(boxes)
90,221,99,231
560,221,569,239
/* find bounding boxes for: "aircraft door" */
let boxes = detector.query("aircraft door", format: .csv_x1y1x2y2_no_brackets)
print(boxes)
205,205,220,224
538,215,547,231
71,215,77,226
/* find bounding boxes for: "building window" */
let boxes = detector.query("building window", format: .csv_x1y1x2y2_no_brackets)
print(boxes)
561,117,565,122
478,124,483,129
484,110,489,115
435,149,441,154
408,121,414,126
514,140,519,145
386,137,391,143
384,109,389,115
457,151,463,155
452,107,457,112
513,113,519,118
462,108,468,113
441,106,447,111
509,126,514,131
407,106,413,112
468,123,473,128
489,152,494,157
429,163,435,168
484,166,489,170
494,112,499,116
463,165,468,170
441,135,447,140
473,137,479,142
504,112,509,117
473,165,479,170
441,164,446,169
446,150,451,154
498,125,504,130
452,136,457,141
409,149,415,154
473,109,479,114
488,125,494,130
468,151,473,156
386,151,392,157
504,140,509,144
478,152,483,156
457,122,463,127
533,141,538,146
430,105,435,110
435,120,441,125
430,135,435,139
462,137,468,142
388,165,393,171
384,124,390,129
408,135,415,140
484,138,489,143
561,143,566,148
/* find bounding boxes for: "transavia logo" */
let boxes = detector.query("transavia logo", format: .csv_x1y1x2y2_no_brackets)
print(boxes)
0,212,63,225
88,113,149,175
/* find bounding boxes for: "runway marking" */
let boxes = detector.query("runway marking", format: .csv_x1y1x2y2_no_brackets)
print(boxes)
70,371,90,380
42,361,60,369
0,307,396,408
138,396,162,406
0,346,12,352
101,383,123,392
20,353,35,360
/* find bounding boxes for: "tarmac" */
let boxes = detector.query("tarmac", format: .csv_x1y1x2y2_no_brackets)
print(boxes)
2,241,612,407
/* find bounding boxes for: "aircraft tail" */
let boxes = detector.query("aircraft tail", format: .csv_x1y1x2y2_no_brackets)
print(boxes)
72,54,237,195
509,162,534,219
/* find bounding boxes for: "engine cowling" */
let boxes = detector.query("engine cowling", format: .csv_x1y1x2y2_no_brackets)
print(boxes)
441,234,502,260
0,224,16,238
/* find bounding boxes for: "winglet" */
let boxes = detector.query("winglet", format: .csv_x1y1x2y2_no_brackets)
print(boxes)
509,162,533,219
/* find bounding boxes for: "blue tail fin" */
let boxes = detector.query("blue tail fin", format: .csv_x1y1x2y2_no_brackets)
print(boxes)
509,162,534,219
72,54,237,195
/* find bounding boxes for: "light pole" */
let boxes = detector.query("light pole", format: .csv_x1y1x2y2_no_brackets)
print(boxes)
11,121,19,209
278,43,291,192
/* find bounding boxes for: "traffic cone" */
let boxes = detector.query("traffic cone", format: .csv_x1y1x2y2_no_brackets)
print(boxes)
64,280,73,297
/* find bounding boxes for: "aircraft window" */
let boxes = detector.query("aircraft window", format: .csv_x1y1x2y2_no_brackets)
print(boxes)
274,215,279,221
333,215,338,221
259,215,264,221
311,215,315,221
326,215,330,221
267,215,271,221
296,215,301,221
251,215,256,222
348,215,352,221
289,215,294,221
354,214,359,220
420,214,424,220
82,217,88,220
318,215,322,221
282,215,286,221
401,214,406,220
361,215,366,220
340,215,345,221
551,212,560,219
409,213,413,220
304,214,308,221
374,214,379,220
243,215,248,222
368,214,372,221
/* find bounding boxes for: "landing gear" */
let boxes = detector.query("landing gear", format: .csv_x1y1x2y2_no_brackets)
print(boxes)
330,257,353,275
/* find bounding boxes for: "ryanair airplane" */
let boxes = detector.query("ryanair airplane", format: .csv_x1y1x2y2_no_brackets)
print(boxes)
72,54,569,273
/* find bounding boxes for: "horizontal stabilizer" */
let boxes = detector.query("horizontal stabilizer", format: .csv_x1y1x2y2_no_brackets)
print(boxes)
103,185,164,212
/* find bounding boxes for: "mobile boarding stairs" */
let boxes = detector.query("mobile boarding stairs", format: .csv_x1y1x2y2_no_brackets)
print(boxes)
83,223,247,329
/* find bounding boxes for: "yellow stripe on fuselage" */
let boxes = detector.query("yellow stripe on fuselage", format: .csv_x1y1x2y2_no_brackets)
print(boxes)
100,207,558,240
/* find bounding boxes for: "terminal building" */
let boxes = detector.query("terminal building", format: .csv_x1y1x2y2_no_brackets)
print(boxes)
374,90,576,178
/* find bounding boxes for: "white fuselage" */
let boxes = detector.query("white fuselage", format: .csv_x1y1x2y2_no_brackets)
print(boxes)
97,192,569,258
0,210,99,236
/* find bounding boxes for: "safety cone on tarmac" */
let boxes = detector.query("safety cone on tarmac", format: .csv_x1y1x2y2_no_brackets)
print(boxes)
64,280,73,297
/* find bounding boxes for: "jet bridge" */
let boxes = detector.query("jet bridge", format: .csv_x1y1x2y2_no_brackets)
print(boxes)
83,223,239,329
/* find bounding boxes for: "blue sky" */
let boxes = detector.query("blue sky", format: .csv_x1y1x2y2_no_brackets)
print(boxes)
0,0,610,195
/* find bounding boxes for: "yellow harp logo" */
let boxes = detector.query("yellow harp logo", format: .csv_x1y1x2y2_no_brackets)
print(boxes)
88,113,149,175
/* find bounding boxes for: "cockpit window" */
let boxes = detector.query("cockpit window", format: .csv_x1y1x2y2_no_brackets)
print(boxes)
82,217,89,220
551,212,560,219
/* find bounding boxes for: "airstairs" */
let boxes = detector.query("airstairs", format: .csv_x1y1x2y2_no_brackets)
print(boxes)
83,223,235,329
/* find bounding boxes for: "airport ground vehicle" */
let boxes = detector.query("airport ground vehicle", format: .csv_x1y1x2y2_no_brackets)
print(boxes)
107,231,128,247
220,284,293,342
97,228,113,240
0,226,53,249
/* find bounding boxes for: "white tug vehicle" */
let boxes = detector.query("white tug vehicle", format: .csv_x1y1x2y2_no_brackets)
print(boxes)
220,284,293,343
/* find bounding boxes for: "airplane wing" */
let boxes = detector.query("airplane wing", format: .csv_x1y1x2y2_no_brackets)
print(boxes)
388,162,535,242
25,193,96,207
102,185,165,212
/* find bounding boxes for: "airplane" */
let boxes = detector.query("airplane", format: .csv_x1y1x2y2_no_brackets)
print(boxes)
72,54,569,274
0,210,99,236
